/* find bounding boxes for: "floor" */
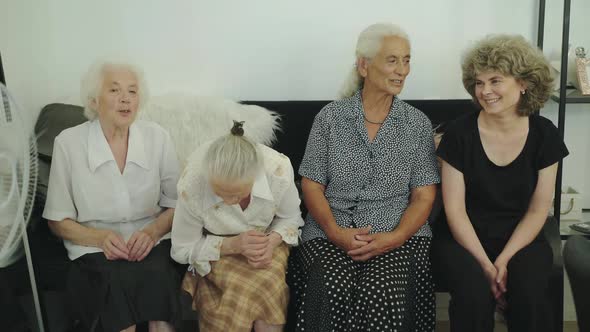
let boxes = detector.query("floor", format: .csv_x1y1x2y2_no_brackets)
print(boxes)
435,321,580,332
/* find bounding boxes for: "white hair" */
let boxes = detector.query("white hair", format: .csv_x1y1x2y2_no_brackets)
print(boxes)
80,60,149,120
205,130,262,183
339,23,411,98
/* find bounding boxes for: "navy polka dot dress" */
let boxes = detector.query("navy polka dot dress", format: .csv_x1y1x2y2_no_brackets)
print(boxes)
288,90,440,332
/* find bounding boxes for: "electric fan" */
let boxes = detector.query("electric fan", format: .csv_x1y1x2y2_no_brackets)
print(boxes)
0,82,38,268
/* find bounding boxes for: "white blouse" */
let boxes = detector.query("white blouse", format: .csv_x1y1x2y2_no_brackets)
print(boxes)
43,119,179,260
171,143,304,276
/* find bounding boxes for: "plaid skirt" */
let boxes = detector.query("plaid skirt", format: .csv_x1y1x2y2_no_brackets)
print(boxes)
182,243,290,332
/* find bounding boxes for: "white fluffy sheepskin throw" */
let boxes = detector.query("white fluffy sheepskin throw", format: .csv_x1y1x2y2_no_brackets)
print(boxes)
139,94,280,171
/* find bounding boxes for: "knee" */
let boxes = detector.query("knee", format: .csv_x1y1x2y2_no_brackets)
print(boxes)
450,276,493,308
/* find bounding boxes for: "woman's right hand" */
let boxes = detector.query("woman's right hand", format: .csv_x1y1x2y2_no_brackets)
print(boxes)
482,263,502,300
101,230,130,261
328,226,372,253
231,230,270,260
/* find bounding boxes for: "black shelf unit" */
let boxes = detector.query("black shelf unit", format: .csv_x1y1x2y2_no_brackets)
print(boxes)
551,89,590,103
537,1,575,331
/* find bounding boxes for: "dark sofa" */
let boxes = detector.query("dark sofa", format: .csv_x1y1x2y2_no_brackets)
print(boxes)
29,99,563,331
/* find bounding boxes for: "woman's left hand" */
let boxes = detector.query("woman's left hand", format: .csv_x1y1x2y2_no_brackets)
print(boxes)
247,232,282,269
347,232,404,261
127,230,156,262
493,258,509,295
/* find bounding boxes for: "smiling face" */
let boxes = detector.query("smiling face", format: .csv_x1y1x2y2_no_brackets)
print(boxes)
475,71,526,116
359,35,411,96
209,178,254,206
93,67,140,129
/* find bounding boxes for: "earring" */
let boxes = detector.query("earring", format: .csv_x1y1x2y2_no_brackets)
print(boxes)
521,90,526,95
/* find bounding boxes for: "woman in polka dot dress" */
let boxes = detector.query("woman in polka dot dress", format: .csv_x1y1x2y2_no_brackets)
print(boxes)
288,23,440,332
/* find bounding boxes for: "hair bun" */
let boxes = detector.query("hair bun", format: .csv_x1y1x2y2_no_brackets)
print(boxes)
230,120,245,136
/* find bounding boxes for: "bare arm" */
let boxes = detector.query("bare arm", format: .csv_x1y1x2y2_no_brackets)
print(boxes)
442,160,493,269
301,177,370,252
349,184,436,261
392,184,436,241
441,160,503,298
48,218,129,260
142,208,174,241
493,163,558,291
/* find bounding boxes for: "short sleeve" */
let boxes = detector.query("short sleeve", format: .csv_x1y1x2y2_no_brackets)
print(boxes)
159,130,179,208
42,137,78,222
299,109,329,185
536,119,569,170
410,118,440,188
436,124,465,172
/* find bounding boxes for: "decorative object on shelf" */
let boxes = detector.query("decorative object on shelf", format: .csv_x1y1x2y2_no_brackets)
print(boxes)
549,60,562,91
550,186,583,221
569,221,590,234
573,47,590,95
567,44,578,87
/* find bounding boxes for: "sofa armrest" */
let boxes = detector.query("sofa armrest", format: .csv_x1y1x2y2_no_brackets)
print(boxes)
543,215,563,273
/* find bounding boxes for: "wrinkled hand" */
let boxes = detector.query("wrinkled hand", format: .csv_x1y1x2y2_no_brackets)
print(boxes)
101,231,130,261
482,264,503,300
247,232,282,269
329,226,371,253
127,230,156,262
347,232,403,261
234,230,270,261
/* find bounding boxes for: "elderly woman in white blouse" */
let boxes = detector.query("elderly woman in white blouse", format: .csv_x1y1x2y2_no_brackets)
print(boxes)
171,121,303,332
43,61,181,332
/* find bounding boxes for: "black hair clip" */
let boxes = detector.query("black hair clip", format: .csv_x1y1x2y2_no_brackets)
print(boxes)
231,120,245,136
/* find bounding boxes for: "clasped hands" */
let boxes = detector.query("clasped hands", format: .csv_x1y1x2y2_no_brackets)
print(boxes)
101,229,156,262
483,257,509,308
330,226,403,261
232,230,282,269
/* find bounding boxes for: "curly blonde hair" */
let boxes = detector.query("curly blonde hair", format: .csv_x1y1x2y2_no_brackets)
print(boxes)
461,34,554,116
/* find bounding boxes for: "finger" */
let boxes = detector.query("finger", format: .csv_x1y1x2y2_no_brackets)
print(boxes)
244,242,269,251
111,235,130,256
107,241,129,260
498,275,507,293
245,230,267,237
130,238,147,261
350,252,374,262
347,242,375,256
244,248,267,258
137,241,154,262
350,240,369,250
127,232,140,250
356,226,372,235
495,268,504,284
354,234,375,242
129,235,146,260
246,235,270,245
491,284,502,300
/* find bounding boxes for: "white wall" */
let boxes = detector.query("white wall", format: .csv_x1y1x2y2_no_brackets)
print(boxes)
2,0,590,208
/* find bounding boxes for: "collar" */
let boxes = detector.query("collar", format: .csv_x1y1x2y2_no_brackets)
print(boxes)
87,120,150,172
345,89,404,121
204,169,275,209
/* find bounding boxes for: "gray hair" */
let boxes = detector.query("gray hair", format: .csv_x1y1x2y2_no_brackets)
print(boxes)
80,61,149,120
205,129,262,183
340,23,410,98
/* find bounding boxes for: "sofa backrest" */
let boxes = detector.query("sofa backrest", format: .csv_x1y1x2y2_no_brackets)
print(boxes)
243,99,478,176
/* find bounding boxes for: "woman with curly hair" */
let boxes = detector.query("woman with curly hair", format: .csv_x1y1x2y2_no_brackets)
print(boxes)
432,34,568,332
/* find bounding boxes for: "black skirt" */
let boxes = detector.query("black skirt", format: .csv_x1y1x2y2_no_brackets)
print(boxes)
67,240,184,331
286,237,435,332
